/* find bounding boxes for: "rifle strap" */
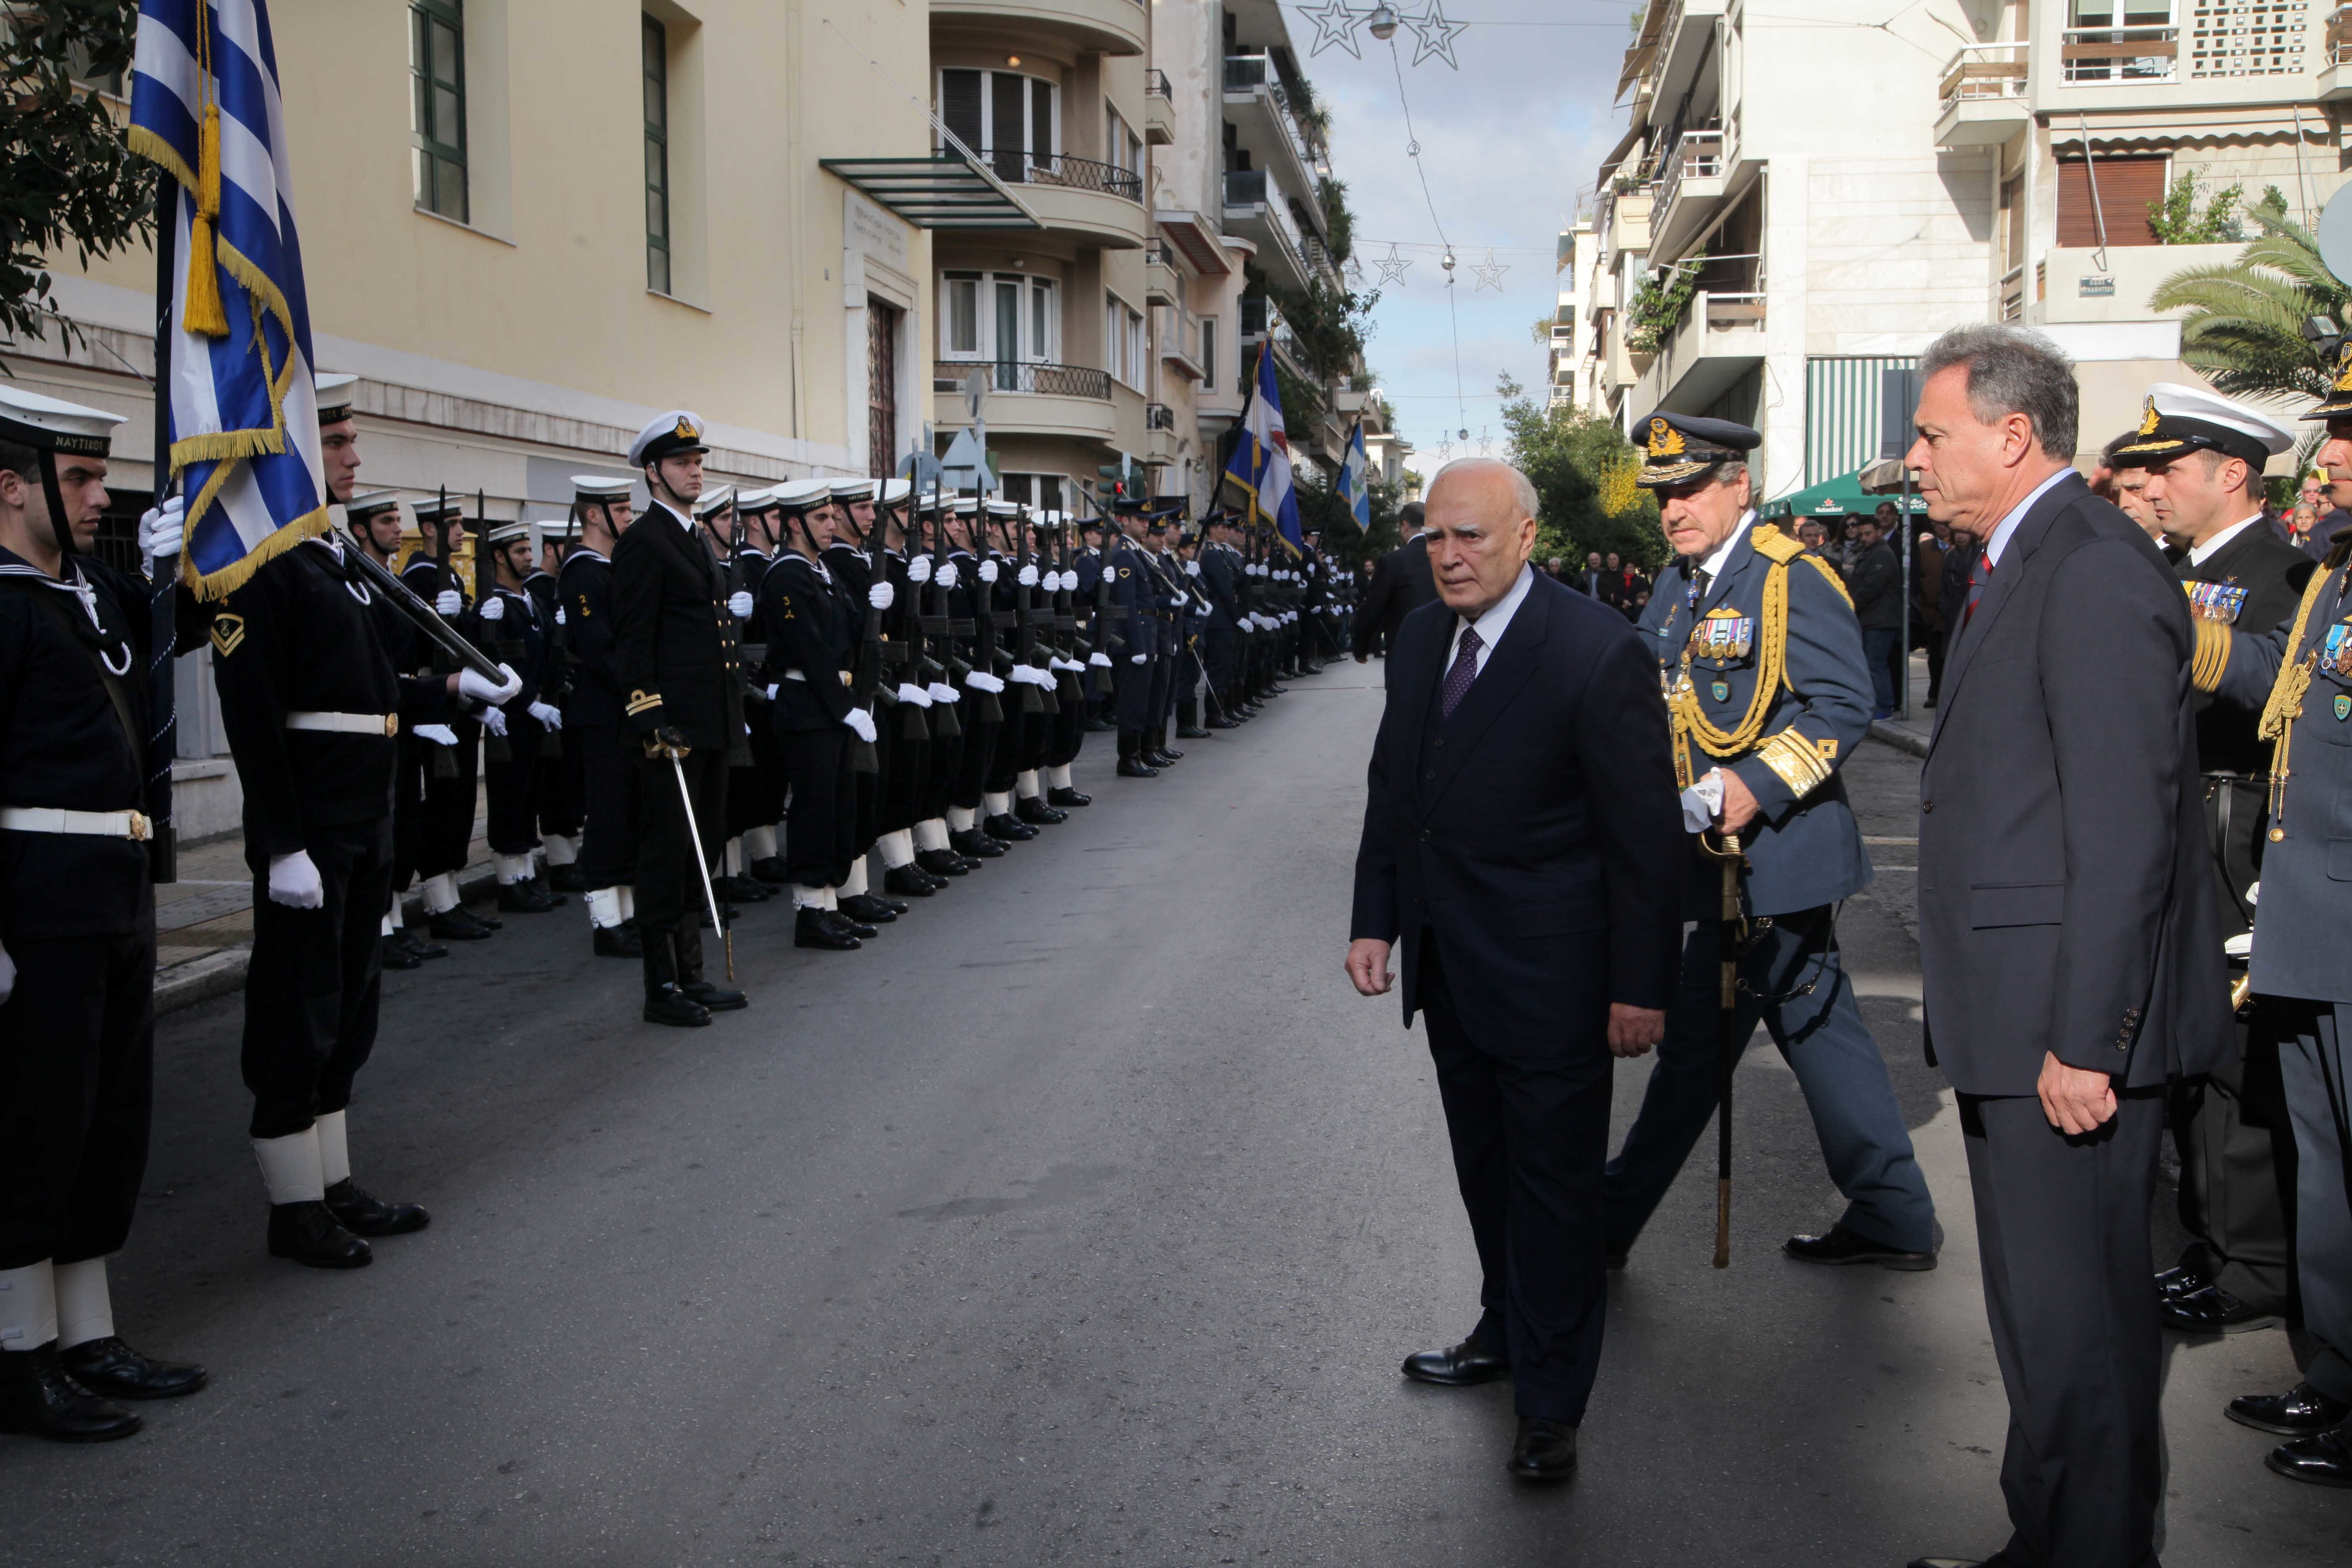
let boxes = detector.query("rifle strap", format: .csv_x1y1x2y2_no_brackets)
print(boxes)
13,574,145,776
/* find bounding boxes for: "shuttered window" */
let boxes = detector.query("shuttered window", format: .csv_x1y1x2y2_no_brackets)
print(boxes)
2057,154,2167,248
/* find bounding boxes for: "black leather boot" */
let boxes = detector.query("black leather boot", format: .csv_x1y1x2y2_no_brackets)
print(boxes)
950,827,1007,858
839,892,899,924
546,862,589,893
641,933,712,1027
266,1201,373,1268
1047,785,1091,808
795,906,860,949
983,812,1038,840
324,1178,431,1236
712,873,772,903
380,936,421,971
391,928,448,961
1116,754,1160,778
496,878,556,914
883,863,937,897
593,923,643,958
1015,795,1065,825
0,1343,142,1441
916,848,971,877
427,905,495,941
56,1337,207,1401
682,978,748,1011
749,855,792,885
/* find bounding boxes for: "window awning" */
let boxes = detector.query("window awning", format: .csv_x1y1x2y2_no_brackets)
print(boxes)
820,157,1040,230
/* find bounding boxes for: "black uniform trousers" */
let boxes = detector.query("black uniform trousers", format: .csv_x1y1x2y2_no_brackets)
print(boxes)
0,931,154,1270
631,745,726,939
950,710,998,811
1960,1089,2165,1568
389,732,425,895
1112,655,1154,735
539,732,585,840
726,704,786,838
779,726,856,889
416,717,480,879
2170,775,2295,1310
1204,623,1238,707
482,714,546,856
243,819,392,1140
574,725,635,890
882,714,929,832
921,705,963,819
1419,930,1613,1425
2272,999,2352,1405
1046,674,1084,767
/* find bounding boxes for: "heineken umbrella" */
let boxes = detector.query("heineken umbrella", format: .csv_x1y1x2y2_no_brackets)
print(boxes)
1759,465,1927,520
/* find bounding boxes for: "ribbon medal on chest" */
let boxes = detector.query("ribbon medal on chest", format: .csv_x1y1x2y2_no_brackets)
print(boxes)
1687,605,1755,673
2324,621,2352,679
2184,580,2248,624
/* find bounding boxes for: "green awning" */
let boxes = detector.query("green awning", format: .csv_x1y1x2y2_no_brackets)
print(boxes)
819,157,1040,230
1759,465,1927,520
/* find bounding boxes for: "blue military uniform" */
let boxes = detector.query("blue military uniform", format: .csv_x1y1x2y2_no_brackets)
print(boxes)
1604,411,1937,1262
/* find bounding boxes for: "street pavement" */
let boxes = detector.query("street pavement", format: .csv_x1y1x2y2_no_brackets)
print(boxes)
6,663,2344,1565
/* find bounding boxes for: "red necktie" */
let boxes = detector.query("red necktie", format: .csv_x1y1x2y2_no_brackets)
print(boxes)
1964,552,1992,627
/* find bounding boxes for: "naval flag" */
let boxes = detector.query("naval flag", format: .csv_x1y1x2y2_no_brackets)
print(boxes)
1336,419,1372,533
129,0,329,599
1223,341,1303,556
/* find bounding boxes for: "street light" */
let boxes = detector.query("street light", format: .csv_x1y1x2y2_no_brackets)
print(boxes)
1367,5,1400,39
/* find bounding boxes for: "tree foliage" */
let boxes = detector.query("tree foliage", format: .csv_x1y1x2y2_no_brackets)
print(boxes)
1496,373,1666,569
1292,462,1402,570
3,1,155,352
2146,169,2253,246
2152,190,2350,407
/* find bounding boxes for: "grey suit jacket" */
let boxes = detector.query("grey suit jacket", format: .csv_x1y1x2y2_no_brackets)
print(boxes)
1916,472,2231,1096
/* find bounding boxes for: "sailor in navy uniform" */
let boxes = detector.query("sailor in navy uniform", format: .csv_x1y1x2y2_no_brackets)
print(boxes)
1107,501,1163,777
525,519,586,893
340,488,442,973
1604,412,1939,1268
723,487,792,892
2108,384,2308,1335
475,519,569,915
559,476,641,959
0,388,207,1442
401,495,494,941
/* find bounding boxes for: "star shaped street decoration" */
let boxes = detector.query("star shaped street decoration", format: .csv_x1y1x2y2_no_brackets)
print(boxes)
1471,249,1509,292
1345,255,1366,289
1375,245,1412,286
1405,1,1470,70
1301,0,1364,59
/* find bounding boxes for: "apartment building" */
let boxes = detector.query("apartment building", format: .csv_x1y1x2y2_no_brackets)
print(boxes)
1550,220,1598,413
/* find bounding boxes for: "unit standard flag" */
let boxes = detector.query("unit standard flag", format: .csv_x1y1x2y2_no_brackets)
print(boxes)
1223,342,1303,555
1337,419,1372,532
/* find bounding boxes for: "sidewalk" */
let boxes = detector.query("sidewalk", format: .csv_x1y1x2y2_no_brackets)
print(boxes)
154,787,505,1017
1866,650,1934,758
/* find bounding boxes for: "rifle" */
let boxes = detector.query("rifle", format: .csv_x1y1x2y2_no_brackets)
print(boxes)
1013,504,1050,716
1051,512,1083,707
918,480,962,741
1090,493,1122,700
537,507,573,759
423,487,464,779
873,495,926,743
472,493,521,763
841,502,886,774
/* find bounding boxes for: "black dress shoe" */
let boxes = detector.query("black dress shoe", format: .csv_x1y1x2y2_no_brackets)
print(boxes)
984,812,1038,840
0,1343,142,1441
1205,717,1241,730
882,863,937,897
2161,1282,2278,1334
1507,1417,1578,1481
2228,1382,2352,1436
643,984,712,1026
1605,1243,1629,1271
838,893,899,924
712,874,772,904
392,928,448,961
1116,757,1160,779
1153,745,1184,763
1083,717,1117,733
427,907,495,941
950,828,1007,858
593,923,643,958
826,910,879,940
749,855,794,885
1177,723,1210,739
1015,796,1065,825
380,936,422,971
55,1337,206,1401
1400,1338,1511,1387
2155,1262,2209,1302
681,980,748,1012
325,1178,431,1236
496,879,556,914
266,1201,372,1269
916,848,970,877
1784,1222,1936,1271
794,907,860,950
547,862,589,893
1047,786,1091,807
873,894,911,915
2268,1425,2352,1488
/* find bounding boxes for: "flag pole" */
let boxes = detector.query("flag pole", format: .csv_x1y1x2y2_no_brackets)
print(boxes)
146,173,181,885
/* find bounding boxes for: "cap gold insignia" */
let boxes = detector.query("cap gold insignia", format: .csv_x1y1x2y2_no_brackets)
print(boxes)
2136,397,2160,437
2333,340,2352,394
1646,417,1685,458
673,415,699,442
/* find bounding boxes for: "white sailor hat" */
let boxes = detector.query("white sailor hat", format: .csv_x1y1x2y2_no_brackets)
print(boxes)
985,499,1020,518
628,410,709,468
485,520,534,547
315,372,359,425
878,478,913,506
573,474,633,500
771,477,833,513
692,485,737,519
2111,383,2295,469
0,385,124,457
343,488,402,520
952,496,983,516
830,477,877,503
735,485,780,515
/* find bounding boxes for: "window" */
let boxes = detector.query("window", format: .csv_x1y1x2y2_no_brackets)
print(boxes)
940,271,1059,385
939,69,1060,182
2056,154,2166,248
1106,297,1145,389
409,0,468,222
1200,316,1217,390
999,473,1068,511
644,16,670,293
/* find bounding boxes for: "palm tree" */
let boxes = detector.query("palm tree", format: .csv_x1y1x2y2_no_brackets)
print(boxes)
2152,196,2352,405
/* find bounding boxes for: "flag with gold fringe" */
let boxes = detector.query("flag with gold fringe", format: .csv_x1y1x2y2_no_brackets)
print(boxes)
129,0,328,600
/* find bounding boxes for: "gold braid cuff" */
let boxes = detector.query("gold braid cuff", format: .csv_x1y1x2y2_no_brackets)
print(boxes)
1756,730,1835,799
2189,617,2232,694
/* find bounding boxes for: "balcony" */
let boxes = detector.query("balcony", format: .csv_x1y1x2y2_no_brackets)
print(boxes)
932,358,1116,446
1650,128,1736,262
1238,294,1309,381
2060,25,2177,85
1159,302,1204,381
1934,42,2031,146
1631,290,1767,416
2323,7,2352,100
1143,401,1178,464
1145,240,1178,307
1222,54,1324,224
930,0,1145,58
1223,168,1315,294
1605,187,1656,260
951,150,1149,248
1144,68,1175,146
1650,0,1729,110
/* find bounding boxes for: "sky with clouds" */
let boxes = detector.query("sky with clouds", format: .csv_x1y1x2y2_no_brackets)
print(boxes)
1297,0,1642,471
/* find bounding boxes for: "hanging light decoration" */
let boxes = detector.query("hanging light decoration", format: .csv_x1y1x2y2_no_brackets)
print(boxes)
1367,4,1401,40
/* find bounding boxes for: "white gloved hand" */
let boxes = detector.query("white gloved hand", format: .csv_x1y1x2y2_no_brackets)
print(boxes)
1017,564,1039,588
1168,595,1186,610
978,560,1000,583
907,554,933,584
764,684,780,701
928,681,959,705
936,562,960,590
138,495,186,560
843,707,878,745
729,591,755,619
2224,931,2254,959
436,589,464,616
0,940,14,1007
1089,651,1113,668
266,850,325,910
459,663,525,706
869,581,895,611
1186,560,1201,577
1130,653,1147,665
481,706,509,738
477,595,506,622
965,671,1005,695
897,681,931,709
1679,769,1726,833
528,700,563,730
555,606,566,626
413,723,459,747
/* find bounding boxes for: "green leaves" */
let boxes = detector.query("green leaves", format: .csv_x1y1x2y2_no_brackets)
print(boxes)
1494,372,1665,569
2152,192,2351,405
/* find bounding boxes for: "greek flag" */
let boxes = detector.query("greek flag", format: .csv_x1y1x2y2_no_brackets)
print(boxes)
1223,342,1302,556
129,0,328,600
1337,419,1372,533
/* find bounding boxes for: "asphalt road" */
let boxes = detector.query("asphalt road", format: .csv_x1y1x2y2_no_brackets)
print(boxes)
8,665,2344,1565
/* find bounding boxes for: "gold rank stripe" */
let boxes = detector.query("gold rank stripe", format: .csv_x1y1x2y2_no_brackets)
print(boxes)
624,691,663,716
1756,728,1834,799
2190,617,2231,694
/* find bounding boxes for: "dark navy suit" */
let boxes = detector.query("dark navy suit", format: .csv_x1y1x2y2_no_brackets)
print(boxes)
1351,568,1683,1423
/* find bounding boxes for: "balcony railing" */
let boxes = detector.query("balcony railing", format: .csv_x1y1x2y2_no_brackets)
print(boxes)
956,148,1143,200
1146,238,1176,268
1657,128,1724,215
1222,54,1328,174
2330,5,2352,65
1238,295,1279,338
2061,25,2177,84
1939,41,2030,110
1999,263,2026,322
934,359,1111,400
1224,169,1309,269
1145,402,1176,431
1145,67,1172,98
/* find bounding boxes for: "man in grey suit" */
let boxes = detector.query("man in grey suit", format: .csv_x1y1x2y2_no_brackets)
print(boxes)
1902,326,2230,1568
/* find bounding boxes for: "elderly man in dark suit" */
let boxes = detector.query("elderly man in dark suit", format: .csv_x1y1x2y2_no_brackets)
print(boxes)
1350,502,1435,669
1903,326,2229,1568
1346,458,1684,1482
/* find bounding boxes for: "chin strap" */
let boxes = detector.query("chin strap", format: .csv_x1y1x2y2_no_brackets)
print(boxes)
39,450,77,560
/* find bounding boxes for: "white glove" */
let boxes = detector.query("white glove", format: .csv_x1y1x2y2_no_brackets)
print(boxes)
764,683,780,701
908,555,933,584
482,705,509,738
937,562,960,590
0,940,14,1007
266,850,325,910
436,589,464,616
1058,570,1078,593
138,495,186,560
555,606,566,626
414,723,459,747
459,663,525,706
1089,651,1112,668
1168,595,1186,609
1018,564,1039,588
897,681,931,709
928,681,959,705
843,707,877,744
869,581,895,611
729,591,755,619
2224,931,2254,959
528,700,563,730
1679,770,1726,833
966,671,1005,694
979,560,999,583
1130,653,1147,665
2246,880,2260,905
1185,560,1201,577
477,595,505,623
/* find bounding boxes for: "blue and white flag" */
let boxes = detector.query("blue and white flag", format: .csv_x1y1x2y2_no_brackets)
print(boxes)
130,0,328,600
1223,342,1302,556
1337,419,1372,533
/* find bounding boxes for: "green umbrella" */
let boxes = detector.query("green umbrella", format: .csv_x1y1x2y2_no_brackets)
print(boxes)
1759,465,1927,520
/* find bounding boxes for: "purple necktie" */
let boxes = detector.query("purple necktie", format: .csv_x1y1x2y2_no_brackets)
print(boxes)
1441,626,1483,719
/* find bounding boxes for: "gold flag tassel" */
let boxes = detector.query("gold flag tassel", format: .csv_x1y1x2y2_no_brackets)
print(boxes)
182,10,229,338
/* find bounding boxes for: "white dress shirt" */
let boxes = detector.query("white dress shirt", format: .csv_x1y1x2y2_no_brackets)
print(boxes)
2187,514,2264,568
1448,562,1534,680
1694,510,1756,591
1981,467,2076,568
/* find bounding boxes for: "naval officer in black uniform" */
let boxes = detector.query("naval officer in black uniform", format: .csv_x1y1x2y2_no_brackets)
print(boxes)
559,476,641,958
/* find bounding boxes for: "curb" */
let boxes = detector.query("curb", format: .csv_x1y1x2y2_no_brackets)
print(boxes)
1868,720,1929,759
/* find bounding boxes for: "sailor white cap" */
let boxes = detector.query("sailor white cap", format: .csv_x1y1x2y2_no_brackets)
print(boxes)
735,485,780,514
878,478,913,505
692,485,737,519
315,372,359,424
0,386,125,456
485,520,534,546
628,410,709,468
573,474,634,500
772,477,833,512
830,478,877,502
343,488,402,519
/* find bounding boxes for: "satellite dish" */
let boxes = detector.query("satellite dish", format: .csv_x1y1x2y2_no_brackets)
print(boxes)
2319,183,2352,289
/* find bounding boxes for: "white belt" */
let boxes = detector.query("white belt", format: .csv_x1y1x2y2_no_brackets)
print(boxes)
0,806,152,841
286,711,398,737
